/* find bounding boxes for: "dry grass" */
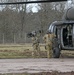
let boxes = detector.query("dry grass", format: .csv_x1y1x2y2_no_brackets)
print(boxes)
0,43,47,58
0,43,74,58
61,50,74,58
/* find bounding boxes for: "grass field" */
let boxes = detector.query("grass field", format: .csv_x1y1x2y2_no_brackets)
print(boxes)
0,43,47,58
0,43,74,58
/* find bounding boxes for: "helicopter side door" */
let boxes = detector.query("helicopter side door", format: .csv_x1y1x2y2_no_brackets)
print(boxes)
61,24,73,48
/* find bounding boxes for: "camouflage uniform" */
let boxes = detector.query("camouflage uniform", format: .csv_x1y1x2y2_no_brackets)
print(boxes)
43,33,56,58
31,36,40,57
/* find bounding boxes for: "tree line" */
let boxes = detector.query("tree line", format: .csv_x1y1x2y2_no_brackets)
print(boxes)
0,0,71,43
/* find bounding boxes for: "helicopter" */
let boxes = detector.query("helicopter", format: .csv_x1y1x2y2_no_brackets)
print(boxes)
48,7,74,58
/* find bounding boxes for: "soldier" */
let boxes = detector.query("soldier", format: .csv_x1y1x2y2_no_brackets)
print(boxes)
31,31,41,57
43,31,56,58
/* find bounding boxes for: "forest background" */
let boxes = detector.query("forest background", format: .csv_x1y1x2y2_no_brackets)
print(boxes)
0,0,73,44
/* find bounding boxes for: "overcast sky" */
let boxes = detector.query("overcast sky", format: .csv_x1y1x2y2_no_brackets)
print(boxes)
26,3,41,13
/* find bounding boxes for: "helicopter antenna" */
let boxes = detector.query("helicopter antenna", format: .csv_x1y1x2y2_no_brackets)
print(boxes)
0,0,67,5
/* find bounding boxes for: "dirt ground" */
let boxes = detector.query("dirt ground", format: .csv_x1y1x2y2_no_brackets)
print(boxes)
0,58,74,75
2,71,74,75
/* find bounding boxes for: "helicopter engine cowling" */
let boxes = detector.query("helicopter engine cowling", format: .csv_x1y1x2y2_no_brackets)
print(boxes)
63,8,74,20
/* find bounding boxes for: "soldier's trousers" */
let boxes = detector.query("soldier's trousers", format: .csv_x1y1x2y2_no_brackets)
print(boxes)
32,43,40,57
46,44,53,58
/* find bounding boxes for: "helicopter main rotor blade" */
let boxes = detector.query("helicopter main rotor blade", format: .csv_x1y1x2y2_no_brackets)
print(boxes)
0,0,67,5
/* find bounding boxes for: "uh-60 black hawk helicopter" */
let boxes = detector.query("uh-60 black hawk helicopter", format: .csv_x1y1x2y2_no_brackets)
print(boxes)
48,7,74,58
1,0,74,58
